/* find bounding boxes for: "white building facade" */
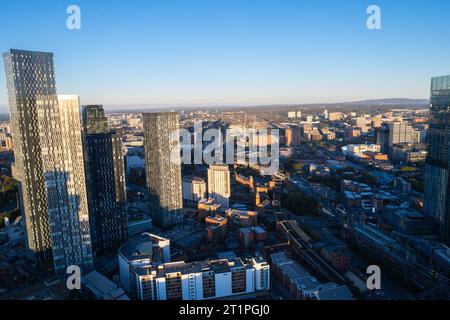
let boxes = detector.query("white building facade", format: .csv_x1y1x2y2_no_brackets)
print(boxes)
207,164,231,209
128,257,270,300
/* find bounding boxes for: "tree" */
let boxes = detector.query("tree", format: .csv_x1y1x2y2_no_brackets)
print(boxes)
283,191,320,216
0,175,19,208
360,173,378,186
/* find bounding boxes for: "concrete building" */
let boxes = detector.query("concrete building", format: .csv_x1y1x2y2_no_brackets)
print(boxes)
226,209,258,227
287,111,297,119
356,117,370,133
182,176,207,206
124,257,270,300
388,121,416,148
118,233,171,293
391,144,428,163
208,164,231,209
205,215,228,242
82,271,129,300
328,112,342,121
270,252,353,300
143,112,183,228
285,126,302,147
198,198,222,220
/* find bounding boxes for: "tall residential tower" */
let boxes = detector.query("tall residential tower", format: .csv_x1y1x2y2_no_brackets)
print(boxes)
3,49,93,274
207,164,231,208
82,105,128,256
143,112,183,228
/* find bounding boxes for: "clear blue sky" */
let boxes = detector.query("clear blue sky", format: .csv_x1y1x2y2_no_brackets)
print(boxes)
1,0,450,111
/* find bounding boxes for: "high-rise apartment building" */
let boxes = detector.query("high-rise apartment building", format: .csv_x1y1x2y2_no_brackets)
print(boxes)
182,176,207,206
376,124,390,153
3,49,93,274
285,126,302,147
143,112,183,228
82,104,108,134
82,105,128,256
388,121,415,147
424,75,450,245
208,164,231,208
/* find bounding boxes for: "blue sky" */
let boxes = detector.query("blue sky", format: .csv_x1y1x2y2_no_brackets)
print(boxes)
1,0,450,111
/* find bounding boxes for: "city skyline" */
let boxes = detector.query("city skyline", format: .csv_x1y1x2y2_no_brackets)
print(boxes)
1,0,450,112
1,48,450,302
2,1,450,305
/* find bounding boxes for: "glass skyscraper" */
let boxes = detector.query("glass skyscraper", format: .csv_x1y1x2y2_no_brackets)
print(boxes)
143,112,183,228
82,105,128,256
3,49,93,274
424,75,450,245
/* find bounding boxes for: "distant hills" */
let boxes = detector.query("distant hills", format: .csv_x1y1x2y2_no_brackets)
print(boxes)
337,98,429,106
0,98,430,116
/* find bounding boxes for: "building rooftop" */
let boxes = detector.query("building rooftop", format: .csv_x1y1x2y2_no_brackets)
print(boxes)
82,271,129,300
315,284,354,300
119,233,169,264
132,256,268,278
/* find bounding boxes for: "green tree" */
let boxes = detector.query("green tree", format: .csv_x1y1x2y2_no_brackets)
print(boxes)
283,191,320,216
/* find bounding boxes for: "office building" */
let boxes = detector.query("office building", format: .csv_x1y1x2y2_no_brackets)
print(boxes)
425,75,450,245
207,164,231,209
3,50,93,274
83,105,128,256
182,176,207,206
388,121,416,147
143,112,183,228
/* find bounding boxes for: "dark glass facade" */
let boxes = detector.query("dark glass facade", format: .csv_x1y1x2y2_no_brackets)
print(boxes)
424,75,450,245
143,112,183,228
83,105,128,256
